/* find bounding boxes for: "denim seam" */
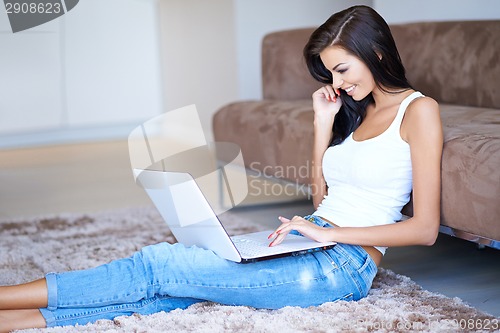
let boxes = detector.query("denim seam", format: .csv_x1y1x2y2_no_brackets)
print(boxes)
50,300,155,323
152,278,326,290
57,288,146,308
50,297,160,323
149,270,333,291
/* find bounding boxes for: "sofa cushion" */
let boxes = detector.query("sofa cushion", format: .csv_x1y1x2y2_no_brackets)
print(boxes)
213,100,314,184
438,104,500,240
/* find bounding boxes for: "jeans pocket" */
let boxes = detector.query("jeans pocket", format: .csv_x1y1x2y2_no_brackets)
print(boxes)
354,254,377,297
356,253,372,274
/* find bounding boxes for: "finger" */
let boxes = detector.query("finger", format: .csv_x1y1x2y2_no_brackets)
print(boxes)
279,216,291,223
269,229,291,247
270,215,304,238
268,216,289,238
290,215,309,223
276,217,310,237
325,85,335,96
315,86,335,102
324,86,336,102
272,224,295,241
269,232,288,247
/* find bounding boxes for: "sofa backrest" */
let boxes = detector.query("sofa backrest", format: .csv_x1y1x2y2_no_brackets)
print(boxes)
261,21,500,109
391,20,500,109
262,28,319,100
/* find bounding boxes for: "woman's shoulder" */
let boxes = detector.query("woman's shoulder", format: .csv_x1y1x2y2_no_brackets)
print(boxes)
406,93,439,113
402,94,442,142
405,94,440,122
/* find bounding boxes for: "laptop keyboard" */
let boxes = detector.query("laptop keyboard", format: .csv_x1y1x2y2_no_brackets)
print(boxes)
231,236,295,258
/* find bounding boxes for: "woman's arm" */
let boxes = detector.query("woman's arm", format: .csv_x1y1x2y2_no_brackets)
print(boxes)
310,86,342,209
311,123,330,209
271,97,443,248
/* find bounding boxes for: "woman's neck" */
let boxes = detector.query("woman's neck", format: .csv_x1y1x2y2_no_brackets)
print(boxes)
371,87,414,112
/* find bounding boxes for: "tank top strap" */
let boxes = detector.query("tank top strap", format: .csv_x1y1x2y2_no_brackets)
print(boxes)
393,91,424,127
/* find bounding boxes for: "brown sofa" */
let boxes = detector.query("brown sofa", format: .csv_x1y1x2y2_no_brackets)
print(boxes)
213,20,500,249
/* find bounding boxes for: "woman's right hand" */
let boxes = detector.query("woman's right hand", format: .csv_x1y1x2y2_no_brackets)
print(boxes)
312,85,342,128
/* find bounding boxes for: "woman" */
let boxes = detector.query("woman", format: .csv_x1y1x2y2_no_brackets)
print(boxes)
0,5,442,331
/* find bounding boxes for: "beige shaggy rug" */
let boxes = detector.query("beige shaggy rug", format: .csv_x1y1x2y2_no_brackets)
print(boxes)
1,206,497,333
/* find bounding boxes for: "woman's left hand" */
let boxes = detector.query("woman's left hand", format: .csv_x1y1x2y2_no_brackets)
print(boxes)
268,216,333,247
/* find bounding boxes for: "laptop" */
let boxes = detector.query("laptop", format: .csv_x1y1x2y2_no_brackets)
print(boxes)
134,168,336,263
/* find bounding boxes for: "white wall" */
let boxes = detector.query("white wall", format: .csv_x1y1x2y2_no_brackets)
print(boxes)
63,0,163,127
159,0,238,142
0,0,163,148
373,0,500,23
0,12,64,135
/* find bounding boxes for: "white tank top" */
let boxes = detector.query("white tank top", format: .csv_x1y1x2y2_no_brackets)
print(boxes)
314,91,423,255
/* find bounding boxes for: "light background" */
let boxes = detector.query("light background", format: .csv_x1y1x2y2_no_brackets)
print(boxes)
1,0,499,148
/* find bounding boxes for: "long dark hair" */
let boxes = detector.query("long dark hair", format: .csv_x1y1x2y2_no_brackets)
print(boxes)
303,5,413,146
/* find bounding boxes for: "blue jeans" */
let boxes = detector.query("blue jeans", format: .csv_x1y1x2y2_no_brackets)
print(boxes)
39,215,377,327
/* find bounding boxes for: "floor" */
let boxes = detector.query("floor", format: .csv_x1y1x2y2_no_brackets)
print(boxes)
1,140,499,317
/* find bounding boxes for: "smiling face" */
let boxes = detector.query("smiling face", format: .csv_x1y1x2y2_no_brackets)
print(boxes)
319,46,378,101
